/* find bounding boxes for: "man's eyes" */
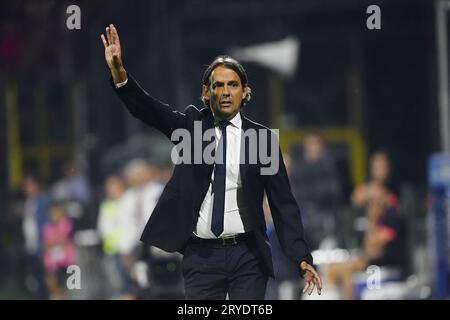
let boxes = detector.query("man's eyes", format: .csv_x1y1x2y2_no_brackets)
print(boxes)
213,83,239,88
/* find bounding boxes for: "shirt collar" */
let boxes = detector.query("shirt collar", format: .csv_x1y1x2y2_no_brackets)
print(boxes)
213,112,242,129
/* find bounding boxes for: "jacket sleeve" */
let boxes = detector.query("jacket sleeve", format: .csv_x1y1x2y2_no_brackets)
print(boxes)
264,132,313,270
110,73,188,139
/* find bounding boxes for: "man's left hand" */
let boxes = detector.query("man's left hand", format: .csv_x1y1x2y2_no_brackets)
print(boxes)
300,261,322,296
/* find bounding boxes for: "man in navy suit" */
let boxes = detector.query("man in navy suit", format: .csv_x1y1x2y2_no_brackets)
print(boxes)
101,24,322,300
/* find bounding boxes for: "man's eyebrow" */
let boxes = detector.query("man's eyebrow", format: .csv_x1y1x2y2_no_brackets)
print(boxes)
212,80,240,85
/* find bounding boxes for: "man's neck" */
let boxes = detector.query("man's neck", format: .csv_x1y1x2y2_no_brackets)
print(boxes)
212,111,240,122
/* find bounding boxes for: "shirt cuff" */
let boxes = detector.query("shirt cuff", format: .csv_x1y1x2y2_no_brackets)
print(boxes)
115,78,128,88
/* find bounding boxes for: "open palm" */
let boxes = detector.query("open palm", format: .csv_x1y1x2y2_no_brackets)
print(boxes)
101,24,123,71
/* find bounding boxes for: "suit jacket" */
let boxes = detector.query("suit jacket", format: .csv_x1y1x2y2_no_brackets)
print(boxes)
112,74,313,276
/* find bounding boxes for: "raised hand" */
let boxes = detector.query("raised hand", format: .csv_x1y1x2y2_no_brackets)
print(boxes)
101,24,127,84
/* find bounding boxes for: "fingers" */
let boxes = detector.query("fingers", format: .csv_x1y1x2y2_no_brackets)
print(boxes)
109,24,115,45
303,280,321,296
307,266,322,287
302,280,311,294
101,34,108,48
307,268,322,295
111,24,121,46
305,264,322,286
301,263,323,296
106,26,113,45
302,280,315,296
314,276,322,295
308,281,315,295
104,24,120,48
316,273,323,294
107,24,119,46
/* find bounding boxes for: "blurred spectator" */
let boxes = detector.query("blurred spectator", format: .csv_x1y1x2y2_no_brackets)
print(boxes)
326,151,406,299
97,174,126,298
43,202,76,300
52,161,91,204
21,174,50,299
352,151,405,271
52,161,96,230
118,159,163,256
351,151,399,208
117,158,164,297
290,133,342,250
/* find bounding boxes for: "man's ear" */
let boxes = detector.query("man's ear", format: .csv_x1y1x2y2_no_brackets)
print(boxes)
202,85,210,101
243,86,251,101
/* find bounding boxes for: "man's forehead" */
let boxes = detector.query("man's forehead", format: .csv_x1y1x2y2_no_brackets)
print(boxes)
210,66,241,83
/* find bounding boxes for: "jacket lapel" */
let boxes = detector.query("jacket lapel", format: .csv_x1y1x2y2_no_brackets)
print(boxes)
202,109,215,178
192,109,215,215
240,113,251,183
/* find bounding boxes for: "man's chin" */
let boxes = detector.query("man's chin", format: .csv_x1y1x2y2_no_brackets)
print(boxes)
219,108,239,119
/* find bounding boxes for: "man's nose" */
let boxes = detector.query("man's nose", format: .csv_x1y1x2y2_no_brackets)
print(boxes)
222,85,230,95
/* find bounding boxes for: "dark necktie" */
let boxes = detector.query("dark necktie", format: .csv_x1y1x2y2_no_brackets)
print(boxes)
211,120,230,237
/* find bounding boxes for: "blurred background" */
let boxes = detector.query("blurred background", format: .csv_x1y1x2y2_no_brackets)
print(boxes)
1,0,449,300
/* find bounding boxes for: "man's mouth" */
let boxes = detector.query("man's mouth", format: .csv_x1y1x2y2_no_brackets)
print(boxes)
220,100,232,107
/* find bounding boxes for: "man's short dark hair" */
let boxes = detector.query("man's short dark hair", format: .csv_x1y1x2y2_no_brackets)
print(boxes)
201,55,252,107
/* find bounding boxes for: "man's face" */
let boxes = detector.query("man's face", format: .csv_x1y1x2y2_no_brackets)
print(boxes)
203,66,247,120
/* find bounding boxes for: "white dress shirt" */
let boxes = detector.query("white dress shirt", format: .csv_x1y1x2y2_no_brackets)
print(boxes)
195,112,248,239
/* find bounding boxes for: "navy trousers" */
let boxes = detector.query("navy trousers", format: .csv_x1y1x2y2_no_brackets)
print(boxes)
182,236,268,300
